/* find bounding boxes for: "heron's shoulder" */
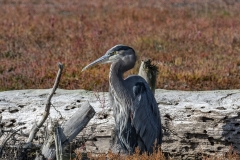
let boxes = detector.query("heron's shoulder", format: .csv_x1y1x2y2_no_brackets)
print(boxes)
125,75,152,94
125,75,146,82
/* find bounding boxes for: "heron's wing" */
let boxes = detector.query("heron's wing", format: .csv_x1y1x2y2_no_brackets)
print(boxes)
132,81,162,151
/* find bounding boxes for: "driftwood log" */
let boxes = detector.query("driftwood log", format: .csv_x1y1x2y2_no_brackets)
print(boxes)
157,89,240,159
0,89,240,159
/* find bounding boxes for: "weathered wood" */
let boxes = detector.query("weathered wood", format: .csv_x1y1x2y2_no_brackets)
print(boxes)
41,101,95,159
156,90,240,159
0,114,2,138
138,59,158,94
1,89,240,159
54,125,62,160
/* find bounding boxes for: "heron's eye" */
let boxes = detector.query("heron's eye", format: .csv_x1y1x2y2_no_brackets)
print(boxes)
110,51,117,55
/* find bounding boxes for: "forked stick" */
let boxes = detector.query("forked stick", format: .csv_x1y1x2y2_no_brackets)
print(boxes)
24,63,64,148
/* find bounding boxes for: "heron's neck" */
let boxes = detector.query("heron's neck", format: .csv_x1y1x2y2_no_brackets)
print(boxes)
109,61,131,102
109,62,124,87
109,61,133,135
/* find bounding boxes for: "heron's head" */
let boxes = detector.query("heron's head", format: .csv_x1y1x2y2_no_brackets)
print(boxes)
82,44,136,71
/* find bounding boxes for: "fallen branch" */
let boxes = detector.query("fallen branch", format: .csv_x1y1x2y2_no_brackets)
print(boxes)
24,62,64,148
41,101,95,159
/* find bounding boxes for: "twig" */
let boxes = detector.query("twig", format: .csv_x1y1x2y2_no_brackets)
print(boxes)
24,62,64,148
52,104,63,120
0,127,24,155
93,88,106,111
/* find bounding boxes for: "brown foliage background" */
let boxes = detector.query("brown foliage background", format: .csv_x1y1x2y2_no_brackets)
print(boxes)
0,0,240,91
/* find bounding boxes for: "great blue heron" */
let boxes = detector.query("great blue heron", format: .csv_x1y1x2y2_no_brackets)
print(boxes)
82,44,162,154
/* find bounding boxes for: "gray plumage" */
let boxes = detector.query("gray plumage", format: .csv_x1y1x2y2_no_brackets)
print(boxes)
82,44,162,154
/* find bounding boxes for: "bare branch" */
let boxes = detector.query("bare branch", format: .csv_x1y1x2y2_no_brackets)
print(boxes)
25,63,64,147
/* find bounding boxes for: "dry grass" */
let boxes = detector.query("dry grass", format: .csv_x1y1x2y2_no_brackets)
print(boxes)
0,0,240,91
73,146,239,160
74,147,166,160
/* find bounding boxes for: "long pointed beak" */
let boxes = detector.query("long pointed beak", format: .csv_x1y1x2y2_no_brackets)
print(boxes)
82,54,110,71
